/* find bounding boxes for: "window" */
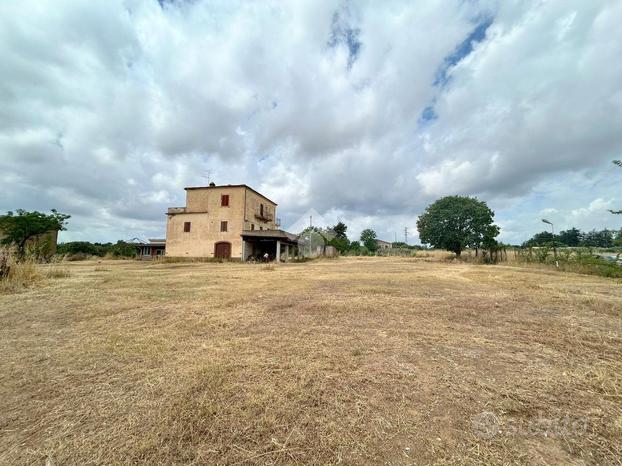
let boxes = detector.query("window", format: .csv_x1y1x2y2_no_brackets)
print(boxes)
220,221,228,232
250,224,255,231
260,203,264,217
183,222,191,232
259,226,263,230
221,194,229,207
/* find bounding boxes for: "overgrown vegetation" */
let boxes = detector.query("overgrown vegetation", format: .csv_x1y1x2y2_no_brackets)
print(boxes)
57,240,138,259
0,247,40,292
517,247,622,278
0,246,70,293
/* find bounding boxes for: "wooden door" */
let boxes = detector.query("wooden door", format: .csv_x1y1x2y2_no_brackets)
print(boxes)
214,242,231,258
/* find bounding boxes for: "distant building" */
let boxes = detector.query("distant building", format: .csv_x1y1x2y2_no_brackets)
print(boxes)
376,239,392,250
0,229,58,258
136,239,166,259
166,183,298,261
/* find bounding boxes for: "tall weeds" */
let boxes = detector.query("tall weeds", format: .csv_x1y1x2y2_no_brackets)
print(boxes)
0,246,70,292
0,247,41,292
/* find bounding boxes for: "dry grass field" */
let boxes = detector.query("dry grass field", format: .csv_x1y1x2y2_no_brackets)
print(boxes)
1,257,621,465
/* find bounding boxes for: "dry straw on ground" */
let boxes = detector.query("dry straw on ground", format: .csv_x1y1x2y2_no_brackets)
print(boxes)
0,257,620,464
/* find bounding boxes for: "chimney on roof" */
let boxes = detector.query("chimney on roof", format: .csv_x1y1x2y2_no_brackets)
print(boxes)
209,182,216,187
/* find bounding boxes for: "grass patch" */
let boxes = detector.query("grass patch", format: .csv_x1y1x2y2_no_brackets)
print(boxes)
44,266,71,278
0,257,620,464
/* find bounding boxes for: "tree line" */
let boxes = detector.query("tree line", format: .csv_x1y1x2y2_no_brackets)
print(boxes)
56,241,139,257
522,228,622,248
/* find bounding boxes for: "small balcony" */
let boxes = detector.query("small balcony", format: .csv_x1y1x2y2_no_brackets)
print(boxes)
254,208,274,222
167,207,187,214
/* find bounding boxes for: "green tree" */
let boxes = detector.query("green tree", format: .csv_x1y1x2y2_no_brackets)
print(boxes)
328,237,350,253
57,241,116,257
417,196,499,256
331,221,348,239
558,228,581,247
523,231,557,247
360,229,378,252
0,209,70,257
581,229,614,248
328,221,350,253
109,241,137,258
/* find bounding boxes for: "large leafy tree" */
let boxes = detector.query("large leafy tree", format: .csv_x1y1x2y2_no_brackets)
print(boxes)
360,228,378,252
327,221,350,253
417,196,499,256
332,221,348,239
0,209,70,256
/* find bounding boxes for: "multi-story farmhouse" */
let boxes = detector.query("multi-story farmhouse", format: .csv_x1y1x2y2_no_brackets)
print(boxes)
166,183,298,261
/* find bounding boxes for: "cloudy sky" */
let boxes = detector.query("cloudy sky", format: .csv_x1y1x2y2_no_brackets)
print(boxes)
1,0,621,245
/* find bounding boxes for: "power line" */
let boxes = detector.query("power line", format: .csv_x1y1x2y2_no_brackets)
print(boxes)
404,227,408,244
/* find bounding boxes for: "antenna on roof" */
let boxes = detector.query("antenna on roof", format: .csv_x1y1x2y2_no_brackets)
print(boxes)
202,169,214,185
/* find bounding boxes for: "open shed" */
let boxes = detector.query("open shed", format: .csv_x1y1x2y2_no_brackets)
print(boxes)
241,229,298,262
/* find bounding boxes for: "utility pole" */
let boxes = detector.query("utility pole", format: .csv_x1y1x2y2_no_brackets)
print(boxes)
542,218,558,266
404,227,408,244
308,215,313,258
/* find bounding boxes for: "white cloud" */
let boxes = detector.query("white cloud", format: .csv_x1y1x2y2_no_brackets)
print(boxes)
0,0,621,244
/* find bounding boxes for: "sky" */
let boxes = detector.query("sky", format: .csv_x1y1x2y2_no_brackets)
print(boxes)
1,0,621,245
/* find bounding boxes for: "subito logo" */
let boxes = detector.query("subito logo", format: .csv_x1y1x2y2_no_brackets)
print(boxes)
472,411,500,439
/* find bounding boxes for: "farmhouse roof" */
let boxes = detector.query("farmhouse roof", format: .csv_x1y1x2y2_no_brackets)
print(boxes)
184,184,278,206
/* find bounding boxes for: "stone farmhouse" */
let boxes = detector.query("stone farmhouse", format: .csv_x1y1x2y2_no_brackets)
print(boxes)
165,183,298,261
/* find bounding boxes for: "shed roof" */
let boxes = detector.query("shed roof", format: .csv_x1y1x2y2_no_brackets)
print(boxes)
241,229,298,244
